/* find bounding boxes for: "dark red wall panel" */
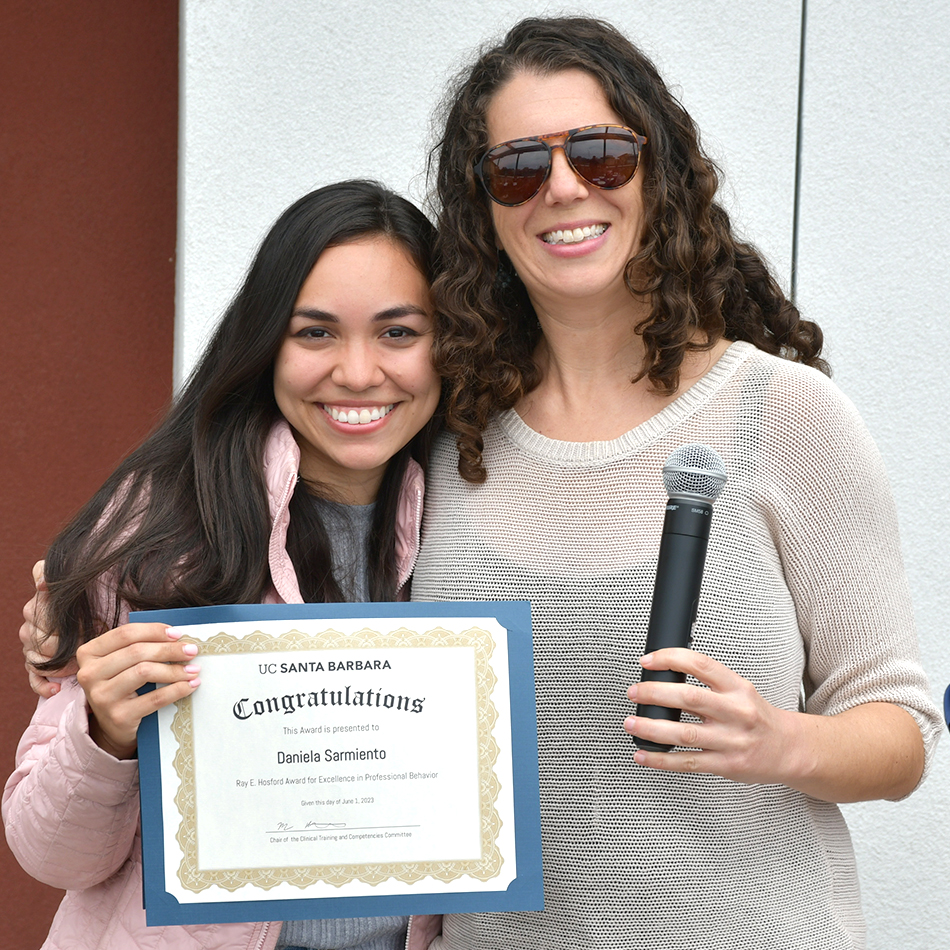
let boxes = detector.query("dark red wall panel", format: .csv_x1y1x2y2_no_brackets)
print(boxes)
0,2,178,943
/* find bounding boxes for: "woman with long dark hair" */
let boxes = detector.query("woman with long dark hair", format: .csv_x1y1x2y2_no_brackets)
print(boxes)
409,16,941,949
5,180,443,950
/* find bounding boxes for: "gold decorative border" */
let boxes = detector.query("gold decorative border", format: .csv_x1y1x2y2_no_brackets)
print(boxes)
170,624,502,893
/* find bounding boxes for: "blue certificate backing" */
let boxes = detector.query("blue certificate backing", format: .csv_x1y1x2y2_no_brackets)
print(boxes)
133,600,542,926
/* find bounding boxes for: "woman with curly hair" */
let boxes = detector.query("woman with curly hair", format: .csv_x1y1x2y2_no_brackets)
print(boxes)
410,15,940,950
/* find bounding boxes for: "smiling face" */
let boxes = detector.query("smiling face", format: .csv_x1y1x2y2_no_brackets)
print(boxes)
485,68,647,314
273,237,440,504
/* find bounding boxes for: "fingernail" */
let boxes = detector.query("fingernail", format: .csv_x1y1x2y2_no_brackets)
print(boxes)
627,684,638,700
188,677,201,688
623,716,637,733
634,751,646,765
184,665,200,675
49,683,60,696
182,643,198,657
640,653,653,666
166,627,183,640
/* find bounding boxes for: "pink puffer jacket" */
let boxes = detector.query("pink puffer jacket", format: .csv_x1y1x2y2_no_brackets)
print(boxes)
3,420,440,950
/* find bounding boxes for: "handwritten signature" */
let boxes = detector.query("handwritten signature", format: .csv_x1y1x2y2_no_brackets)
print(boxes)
272,820,346,832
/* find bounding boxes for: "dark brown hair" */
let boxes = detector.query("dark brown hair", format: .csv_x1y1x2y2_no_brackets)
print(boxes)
429,16,827,482
41,181,441,668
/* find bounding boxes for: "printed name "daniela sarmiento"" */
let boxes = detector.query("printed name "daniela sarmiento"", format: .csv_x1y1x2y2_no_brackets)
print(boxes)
276,747,387,765
232,685,425,721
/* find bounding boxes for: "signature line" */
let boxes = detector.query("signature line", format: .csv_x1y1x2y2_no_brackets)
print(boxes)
265,824,421,834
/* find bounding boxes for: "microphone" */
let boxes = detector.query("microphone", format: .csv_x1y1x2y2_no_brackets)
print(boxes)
633,444,727,752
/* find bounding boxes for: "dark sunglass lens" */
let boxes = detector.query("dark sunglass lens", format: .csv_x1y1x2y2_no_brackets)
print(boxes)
483,140,550,205
567,127,640,189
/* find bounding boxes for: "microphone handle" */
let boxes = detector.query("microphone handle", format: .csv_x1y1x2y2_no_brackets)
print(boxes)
635,499,712,752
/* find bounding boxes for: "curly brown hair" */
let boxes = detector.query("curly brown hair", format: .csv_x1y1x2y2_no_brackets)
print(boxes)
429,16,827,483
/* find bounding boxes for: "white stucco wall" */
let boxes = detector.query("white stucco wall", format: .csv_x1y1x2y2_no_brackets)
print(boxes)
178,0,802,374
179,2,948,946
795,3,950,946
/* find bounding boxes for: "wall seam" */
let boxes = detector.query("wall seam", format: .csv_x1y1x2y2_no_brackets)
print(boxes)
790,0,807,304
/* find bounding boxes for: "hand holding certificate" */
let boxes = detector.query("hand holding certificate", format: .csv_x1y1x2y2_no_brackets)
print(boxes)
135,601,542,926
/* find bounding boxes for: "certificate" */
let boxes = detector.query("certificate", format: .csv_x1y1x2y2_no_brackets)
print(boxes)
133,601,542,926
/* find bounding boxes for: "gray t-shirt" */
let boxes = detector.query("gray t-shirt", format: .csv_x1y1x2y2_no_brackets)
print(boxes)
317,497,375,604
278,498,409,950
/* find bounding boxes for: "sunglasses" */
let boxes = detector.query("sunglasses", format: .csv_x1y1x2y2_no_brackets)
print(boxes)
474,124,648,207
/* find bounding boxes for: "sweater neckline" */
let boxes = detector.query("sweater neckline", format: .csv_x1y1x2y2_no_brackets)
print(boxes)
497,340,752,462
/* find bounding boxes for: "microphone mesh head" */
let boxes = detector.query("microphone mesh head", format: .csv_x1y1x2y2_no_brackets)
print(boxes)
662,444,727,502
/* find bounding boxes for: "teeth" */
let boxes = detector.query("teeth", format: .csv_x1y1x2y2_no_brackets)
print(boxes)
324,404,394,425
542,223,608,245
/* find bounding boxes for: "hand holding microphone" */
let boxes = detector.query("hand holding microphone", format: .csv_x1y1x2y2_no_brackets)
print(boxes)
627,446,824,788
631,444,726,753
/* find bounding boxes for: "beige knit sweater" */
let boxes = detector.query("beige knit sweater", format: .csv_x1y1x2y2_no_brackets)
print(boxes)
412,341,941,950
